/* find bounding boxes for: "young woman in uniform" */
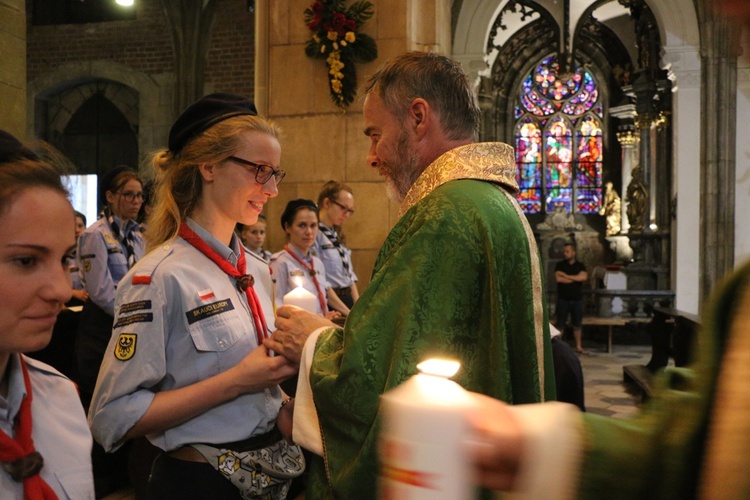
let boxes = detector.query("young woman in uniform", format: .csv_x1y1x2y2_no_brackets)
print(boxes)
76,166,145,408
314,181,359,309
0,130,94,498
89,93,301,499
270,199,349,318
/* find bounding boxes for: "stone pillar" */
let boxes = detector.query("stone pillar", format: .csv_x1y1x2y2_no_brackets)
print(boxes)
264,0,450,289
0,0,26,136
697,1,741,307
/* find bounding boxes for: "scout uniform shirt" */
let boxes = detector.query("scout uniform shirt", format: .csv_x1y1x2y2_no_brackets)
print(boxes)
0,355,94,499
313,224,358,290
77,216,145,316
88,219,281,453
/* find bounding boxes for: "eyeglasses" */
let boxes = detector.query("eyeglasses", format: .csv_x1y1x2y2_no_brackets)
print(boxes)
330,199,355,216
119,191,145,202
228,156,286,185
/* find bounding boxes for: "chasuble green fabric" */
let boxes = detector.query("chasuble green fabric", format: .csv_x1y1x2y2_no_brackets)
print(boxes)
574,260,750,499
305,143,556,498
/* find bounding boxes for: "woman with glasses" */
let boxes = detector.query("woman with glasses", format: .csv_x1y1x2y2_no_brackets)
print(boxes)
313,180,359,310
89,93,302,500
75,165,145,496
76,166,145,408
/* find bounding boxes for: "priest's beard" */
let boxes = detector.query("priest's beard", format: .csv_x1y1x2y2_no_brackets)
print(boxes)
384,129,423,204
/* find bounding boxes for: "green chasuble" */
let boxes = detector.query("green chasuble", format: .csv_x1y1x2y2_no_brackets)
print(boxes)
306,143,556,498
574,260,750,499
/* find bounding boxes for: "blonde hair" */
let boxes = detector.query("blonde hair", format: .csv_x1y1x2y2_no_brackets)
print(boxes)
145,115,281,250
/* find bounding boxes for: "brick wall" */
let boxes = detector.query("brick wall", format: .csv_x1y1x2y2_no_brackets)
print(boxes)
26,0,254,97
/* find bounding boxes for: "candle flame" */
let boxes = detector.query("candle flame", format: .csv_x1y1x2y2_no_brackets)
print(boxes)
293,276,303,288
416,359,460,378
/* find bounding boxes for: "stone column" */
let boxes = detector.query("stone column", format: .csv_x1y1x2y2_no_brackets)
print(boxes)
0,0,26,136
697,3,741,306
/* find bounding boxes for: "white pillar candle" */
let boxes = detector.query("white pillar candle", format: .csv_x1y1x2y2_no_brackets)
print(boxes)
283,285,318,313
379,359,477,499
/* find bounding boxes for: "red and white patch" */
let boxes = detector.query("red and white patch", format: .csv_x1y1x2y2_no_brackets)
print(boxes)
197,288,216,301
132,274,151,285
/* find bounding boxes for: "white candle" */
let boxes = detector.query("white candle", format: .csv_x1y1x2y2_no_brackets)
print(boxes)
283,285,318,313
379,359,477,499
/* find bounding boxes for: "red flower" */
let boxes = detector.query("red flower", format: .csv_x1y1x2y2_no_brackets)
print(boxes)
312,1,324,14
308,20,320,31
332,12,347,30
346,19,357,31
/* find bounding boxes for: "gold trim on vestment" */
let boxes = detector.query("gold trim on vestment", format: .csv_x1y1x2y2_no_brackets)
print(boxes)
398,142,518,218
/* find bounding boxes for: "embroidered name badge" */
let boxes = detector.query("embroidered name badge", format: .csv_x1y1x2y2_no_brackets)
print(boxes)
322,244,334,249
120,300,152,314
186,299,235,325
290,270,305,278
114,333,137,361
114,313,153,329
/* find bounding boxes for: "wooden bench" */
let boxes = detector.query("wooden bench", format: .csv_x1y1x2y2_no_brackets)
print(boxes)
581,315,651,353
623,307,701,399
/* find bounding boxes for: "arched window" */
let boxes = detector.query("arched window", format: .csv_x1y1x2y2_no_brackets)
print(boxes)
514,55,603,214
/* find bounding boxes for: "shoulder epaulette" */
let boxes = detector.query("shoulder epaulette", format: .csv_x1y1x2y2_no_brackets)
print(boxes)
131,244,174,285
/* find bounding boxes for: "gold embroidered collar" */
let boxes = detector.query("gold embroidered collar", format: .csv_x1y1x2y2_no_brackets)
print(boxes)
399,142,518,218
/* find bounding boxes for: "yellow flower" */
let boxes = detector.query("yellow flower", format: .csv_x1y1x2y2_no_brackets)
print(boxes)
327,31,338,41
345,31,356,43
333,42,339,50
320,45,326,53
340,40,347,47
312,34,320,43
331,79,342,93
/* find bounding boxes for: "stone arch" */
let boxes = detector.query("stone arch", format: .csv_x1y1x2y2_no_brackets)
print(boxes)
27,60,174,164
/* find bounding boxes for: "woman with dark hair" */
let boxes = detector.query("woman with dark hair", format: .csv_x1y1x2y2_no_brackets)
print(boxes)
0,130,94,498
271,199,349,318
89,93,302,499
68,210,89,305
314,180,359,309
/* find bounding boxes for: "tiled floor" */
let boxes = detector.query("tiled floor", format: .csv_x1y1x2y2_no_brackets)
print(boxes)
576,338,654,418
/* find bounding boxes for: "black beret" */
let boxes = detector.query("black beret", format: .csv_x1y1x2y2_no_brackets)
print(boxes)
0,130,38,164
168,93,258,153
99,165,138,203
281,199,318,229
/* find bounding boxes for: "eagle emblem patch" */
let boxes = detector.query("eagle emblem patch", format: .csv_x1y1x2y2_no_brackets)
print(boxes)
114,333,137,361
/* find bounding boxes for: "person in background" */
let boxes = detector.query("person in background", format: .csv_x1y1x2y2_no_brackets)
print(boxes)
75,165,145,497
88,93,301,499
555,242,588,354
314,180,359,309
68,210,89,306
76,166,144,407
266,52,555,498
237,214,272,262
0,129,94,499
270,199,349,318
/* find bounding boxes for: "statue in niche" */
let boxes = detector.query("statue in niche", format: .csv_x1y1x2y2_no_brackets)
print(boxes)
599,181,622,236
626,164,648,232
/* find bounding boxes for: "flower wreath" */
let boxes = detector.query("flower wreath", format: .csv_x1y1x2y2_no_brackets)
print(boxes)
304,0,378,109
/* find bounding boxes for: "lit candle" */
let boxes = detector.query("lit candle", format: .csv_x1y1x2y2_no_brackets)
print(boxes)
379,359,477,499
283,277,318,313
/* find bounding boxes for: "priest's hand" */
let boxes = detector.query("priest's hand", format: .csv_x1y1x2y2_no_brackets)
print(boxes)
268,305,337,364
467,393,525,491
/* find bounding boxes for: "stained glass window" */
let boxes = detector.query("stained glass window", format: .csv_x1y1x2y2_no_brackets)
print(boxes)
514,55,604,214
